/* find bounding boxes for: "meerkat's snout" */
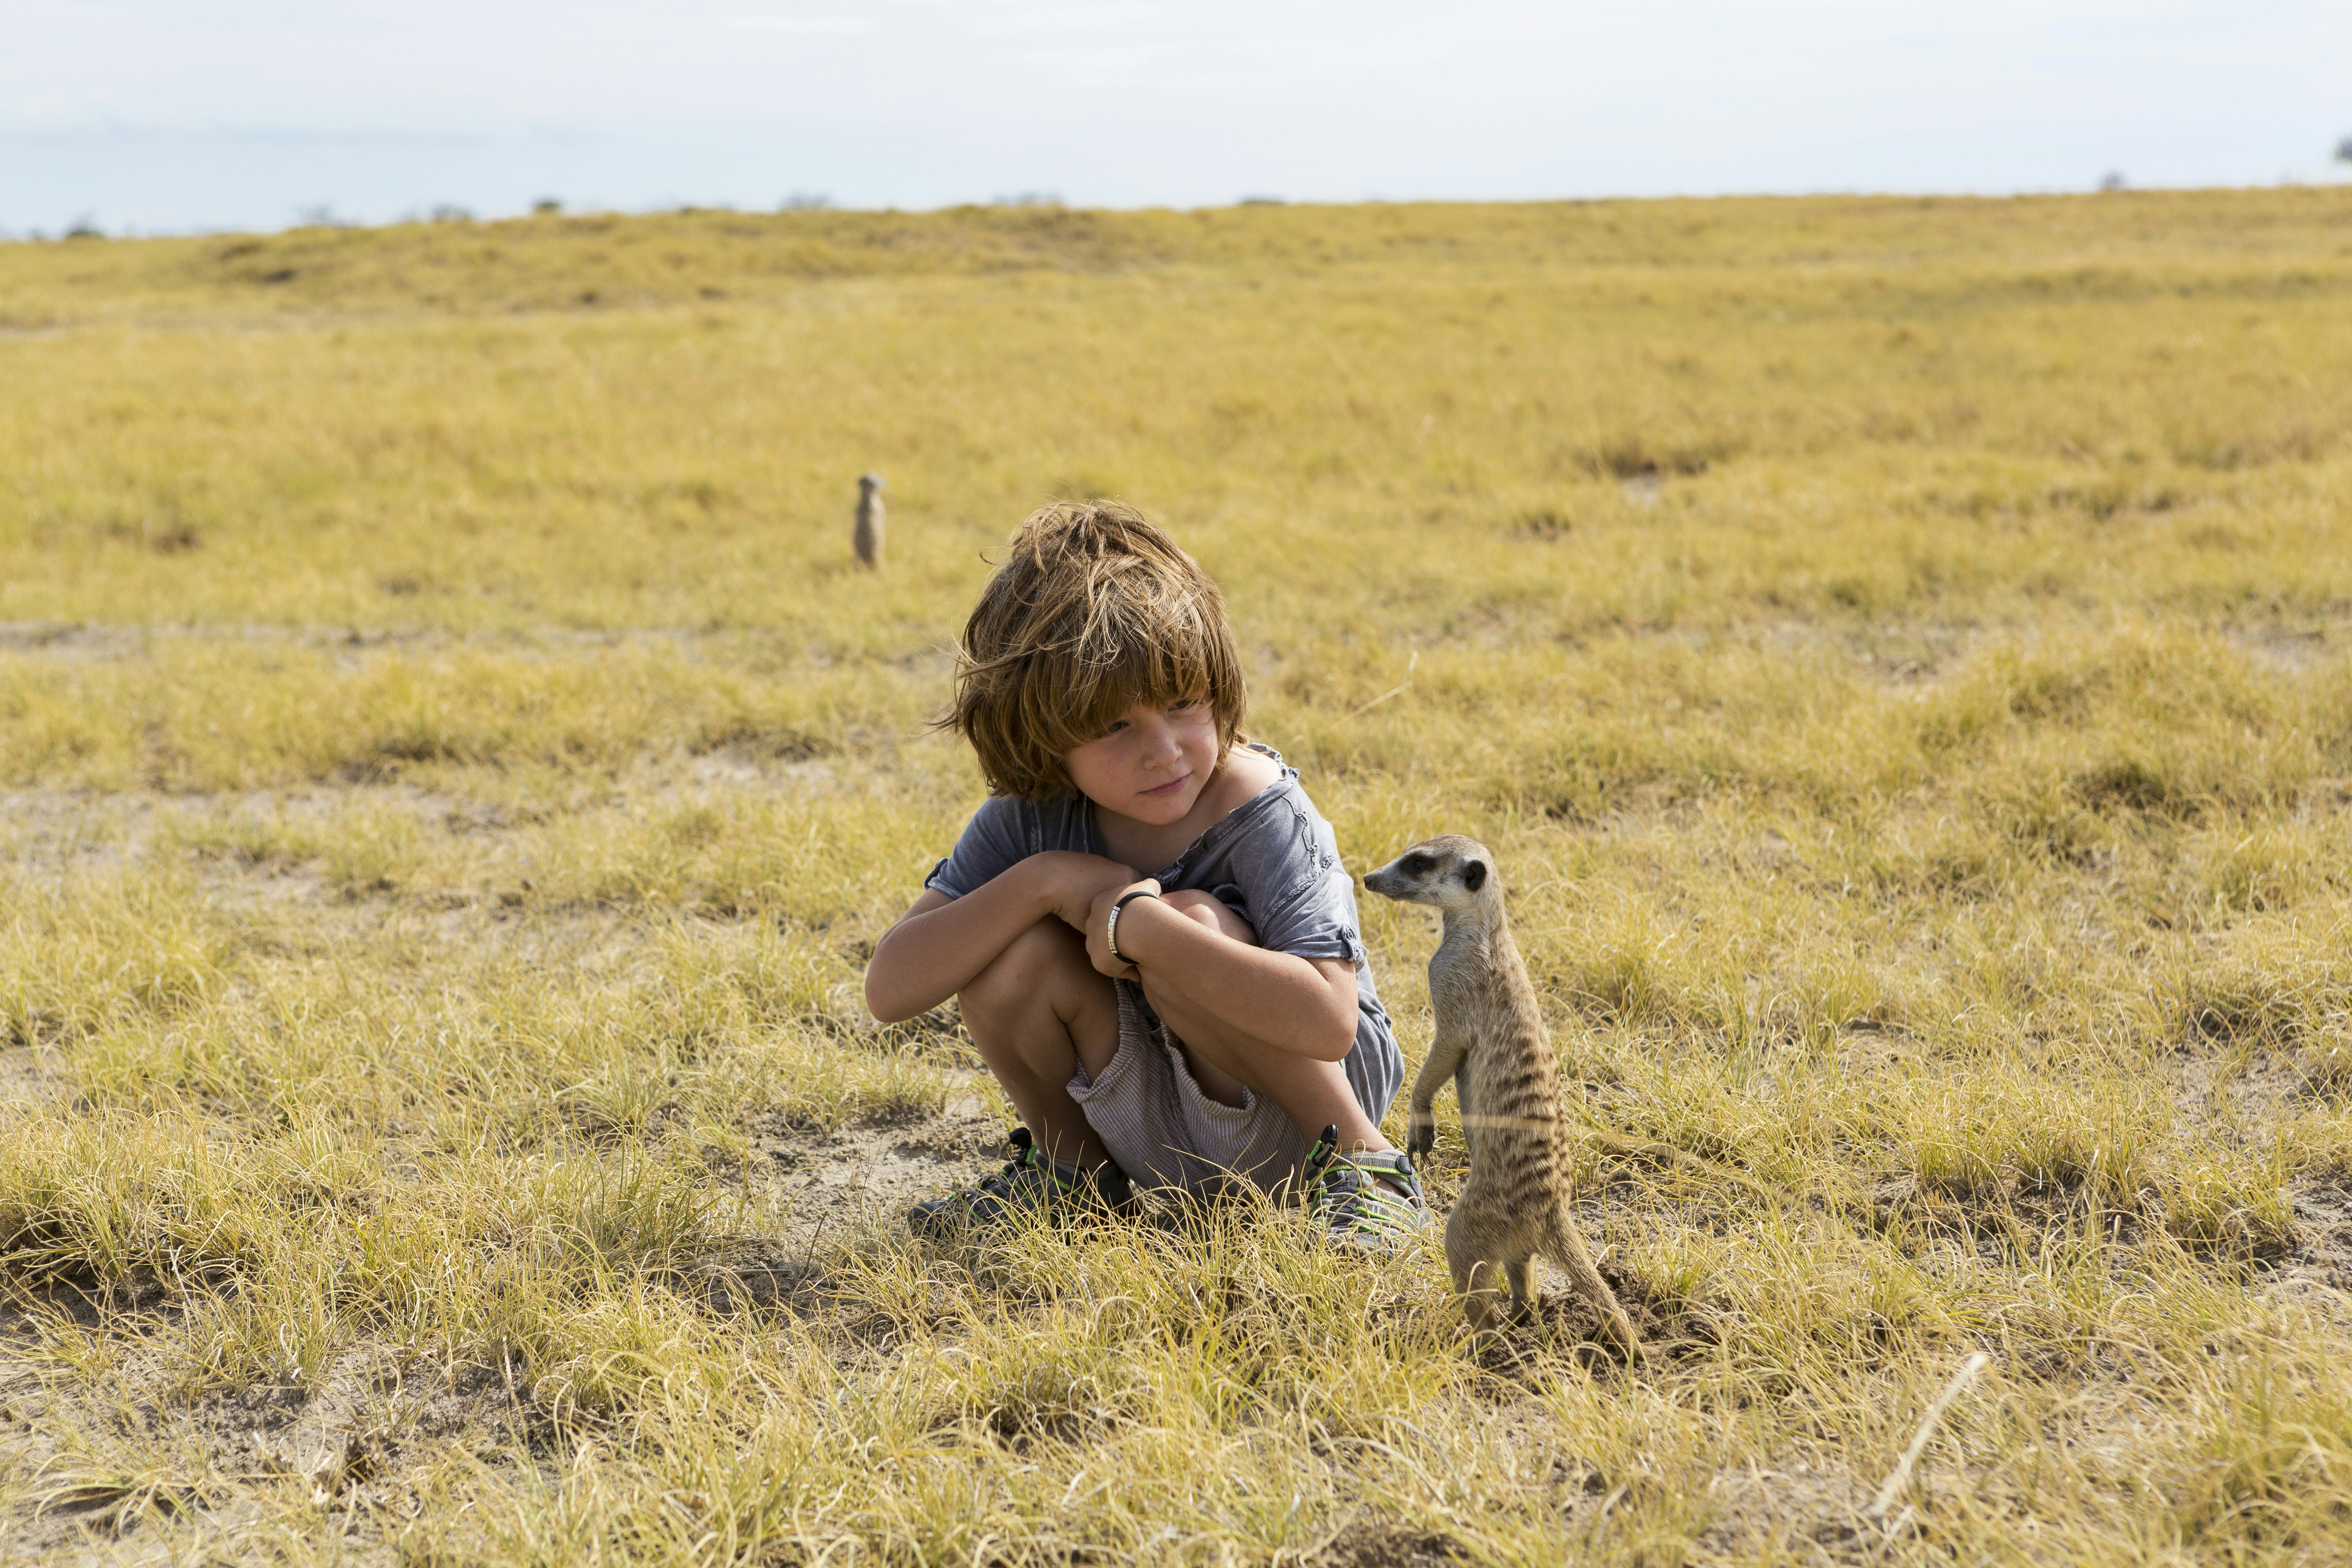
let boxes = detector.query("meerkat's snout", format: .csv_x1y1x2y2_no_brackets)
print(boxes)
1363,834,1491,909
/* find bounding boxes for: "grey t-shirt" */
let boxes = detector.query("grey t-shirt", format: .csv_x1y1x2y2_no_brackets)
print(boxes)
924,745,1403,1120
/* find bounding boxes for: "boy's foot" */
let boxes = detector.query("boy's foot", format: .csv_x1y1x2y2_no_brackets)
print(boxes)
908,1126,1135,1240
1303,1124,1431,1251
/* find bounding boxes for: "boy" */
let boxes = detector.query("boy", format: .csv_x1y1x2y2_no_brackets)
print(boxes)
864,501,1427,1246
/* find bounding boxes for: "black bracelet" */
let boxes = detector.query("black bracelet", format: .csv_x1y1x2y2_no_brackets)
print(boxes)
1105,889,1159,964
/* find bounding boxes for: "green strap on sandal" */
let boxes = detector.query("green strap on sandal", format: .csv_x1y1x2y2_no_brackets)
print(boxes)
908,1127,1134,1239
1303,1123,1432,1250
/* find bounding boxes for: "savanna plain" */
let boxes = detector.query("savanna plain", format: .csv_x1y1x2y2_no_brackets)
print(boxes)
3,190,2352,1566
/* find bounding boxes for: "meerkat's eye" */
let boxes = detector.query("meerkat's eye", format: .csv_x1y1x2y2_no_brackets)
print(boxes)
1400,853,1435,877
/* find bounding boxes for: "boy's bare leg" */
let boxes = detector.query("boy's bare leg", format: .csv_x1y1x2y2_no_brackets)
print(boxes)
1140,891,1393,1155
959,918,1122,1170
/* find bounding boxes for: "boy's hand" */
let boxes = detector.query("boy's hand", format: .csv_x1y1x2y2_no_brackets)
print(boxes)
1085,878,1163,979
1033,851,1141,934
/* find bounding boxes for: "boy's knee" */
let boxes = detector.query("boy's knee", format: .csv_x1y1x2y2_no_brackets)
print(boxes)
963,919,1089,1021
1161,889,1258,946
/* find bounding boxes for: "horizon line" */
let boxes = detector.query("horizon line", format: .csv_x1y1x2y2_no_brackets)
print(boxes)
13,180,2352,245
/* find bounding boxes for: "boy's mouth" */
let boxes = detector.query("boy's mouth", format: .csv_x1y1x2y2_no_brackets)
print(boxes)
1139,772,1191,800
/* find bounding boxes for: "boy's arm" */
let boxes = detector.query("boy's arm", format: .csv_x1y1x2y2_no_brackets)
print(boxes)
1089,886,1360,1063
864,852,1137,1024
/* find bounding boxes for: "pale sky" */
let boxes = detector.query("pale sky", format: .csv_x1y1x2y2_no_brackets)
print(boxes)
3,0,2347,234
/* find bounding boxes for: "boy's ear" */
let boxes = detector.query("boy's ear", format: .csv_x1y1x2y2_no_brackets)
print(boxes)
1462,860,1487,892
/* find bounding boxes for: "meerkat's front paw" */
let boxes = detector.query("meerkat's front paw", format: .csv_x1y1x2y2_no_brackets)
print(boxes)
1405,1115,1436,1160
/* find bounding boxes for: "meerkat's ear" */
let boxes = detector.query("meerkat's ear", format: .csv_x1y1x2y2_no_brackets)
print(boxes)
1461,859,1487,891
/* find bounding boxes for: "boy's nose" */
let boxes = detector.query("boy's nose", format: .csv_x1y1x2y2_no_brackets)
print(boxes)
1136,716,1184,764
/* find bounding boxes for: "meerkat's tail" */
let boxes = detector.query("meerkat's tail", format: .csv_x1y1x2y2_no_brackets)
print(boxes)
1542,1208,1644,1363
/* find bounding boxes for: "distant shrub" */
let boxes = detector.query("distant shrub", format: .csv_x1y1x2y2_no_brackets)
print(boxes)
2072,756,2173,814
1573,434,1730,479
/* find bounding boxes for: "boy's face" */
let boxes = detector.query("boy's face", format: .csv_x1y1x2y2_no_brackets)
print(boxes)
1062,695,1222,826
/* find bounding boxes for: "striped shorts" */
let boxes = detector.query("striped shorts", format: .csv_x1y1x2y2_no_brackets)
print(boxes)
1065,981,1403,1197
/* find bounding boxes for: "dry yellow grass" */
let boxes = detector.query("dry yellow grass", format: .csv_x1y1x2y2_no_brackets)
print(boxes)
3,190,2351,1564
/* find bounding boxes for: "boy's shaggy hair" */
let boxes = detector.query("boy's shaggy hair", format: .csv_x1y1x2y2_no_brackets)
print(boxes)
946,501,1247,799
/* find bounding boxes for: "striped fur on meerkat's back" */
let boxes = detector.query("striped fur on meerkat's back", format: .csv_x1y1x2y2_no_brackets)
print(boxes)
1364,835,1641,1358
1435,888,1565,1189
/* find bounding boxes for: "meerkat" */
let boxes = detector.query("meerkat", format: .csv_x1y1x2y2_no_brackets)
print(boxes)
854,473,885,568
1363,835,1641,1358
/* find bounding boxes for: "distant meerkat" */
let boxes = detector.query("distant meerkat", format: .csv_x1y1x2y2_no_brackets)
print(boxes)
1364,835,1641,1358
854,473,885,568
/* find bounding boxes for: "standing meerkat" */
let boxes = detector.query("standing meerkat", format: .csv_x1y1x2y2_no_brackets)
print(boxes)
854,473,885,568
1363,834,1641,1358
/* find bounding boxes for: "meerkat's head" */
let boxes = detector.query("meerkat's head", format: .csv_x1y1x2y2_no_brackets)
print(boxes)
859,472,884,493
1362,834,1498,913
